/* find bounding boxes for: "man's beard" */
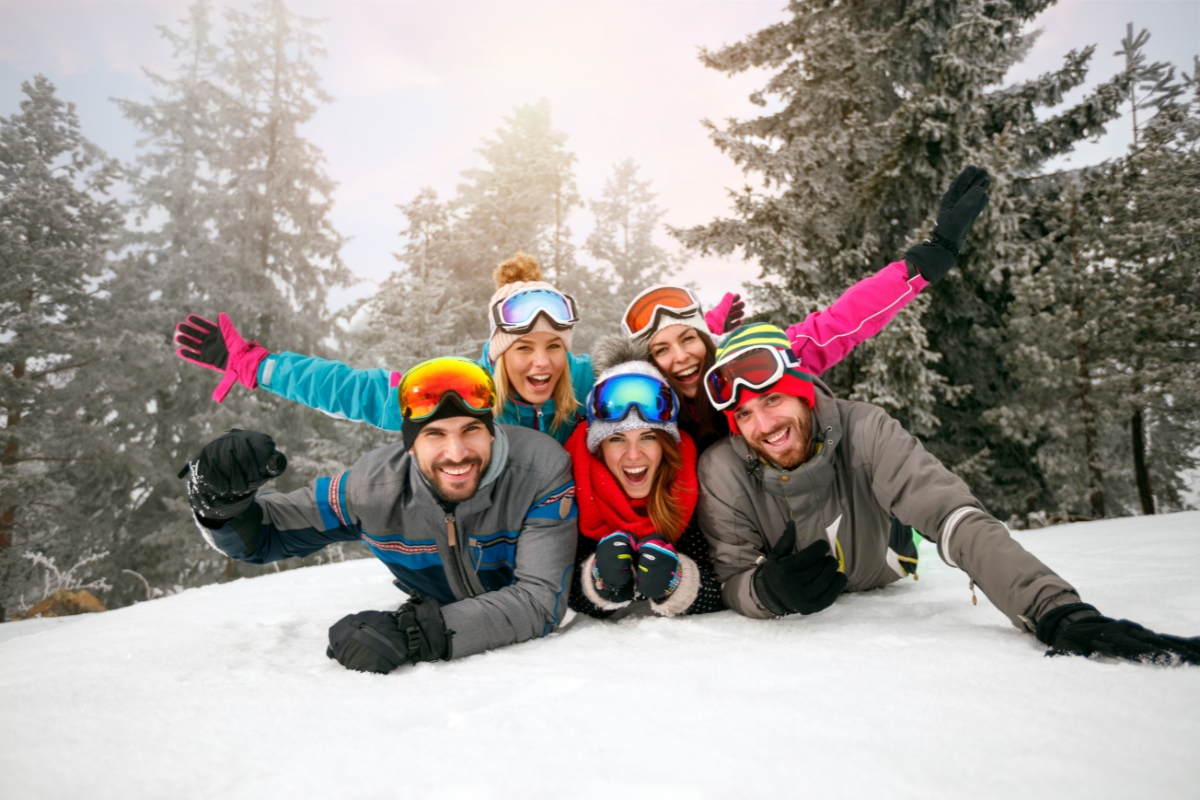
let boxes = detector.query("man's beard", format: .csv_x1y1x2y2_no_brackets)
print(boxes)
746,416,813,470
422,456,488,502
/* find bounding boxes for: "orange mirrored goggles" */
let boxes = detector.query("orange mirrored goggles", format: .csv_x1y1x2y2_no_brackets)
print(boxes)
398,357,497,421
621,285,702,340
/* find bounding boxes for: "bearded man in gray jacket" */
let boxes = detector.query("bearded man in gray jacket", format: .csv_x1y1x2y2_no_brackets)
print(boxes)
181,357,577,674
698,324,1200,665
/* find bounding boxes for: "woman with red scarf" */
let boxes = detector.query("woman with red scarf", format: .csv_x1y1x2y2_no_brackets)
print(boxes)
565,337,725,618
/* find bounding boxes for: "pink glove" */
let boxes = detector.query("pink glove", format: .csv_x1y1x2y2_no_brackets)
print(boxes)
174,313,270,403
704,292,746,335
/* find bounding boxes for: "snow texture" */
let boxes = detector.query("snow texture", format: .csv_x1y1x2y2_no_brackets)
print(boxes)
3,513,1199,799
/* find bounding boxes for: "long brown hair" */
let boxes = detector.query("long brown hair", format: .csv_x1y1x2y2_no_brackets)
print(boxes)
646,430,686,543
665,334,724,445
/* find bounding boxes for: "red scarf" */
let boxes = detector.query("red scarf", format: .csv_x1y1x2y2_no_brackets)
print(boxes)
564,423,699,542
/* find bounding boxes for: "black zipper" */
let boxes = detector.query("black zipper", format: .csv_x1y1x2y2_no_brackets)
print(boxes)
445,513,477,598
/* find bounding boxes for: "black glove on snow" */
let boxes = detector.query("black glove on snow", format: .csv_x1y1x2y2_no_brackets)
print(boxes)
904,165,991,284
592,532,636,603
1036,602,1200,666
327,596,449,674
753,521,847,617
179,429,287,521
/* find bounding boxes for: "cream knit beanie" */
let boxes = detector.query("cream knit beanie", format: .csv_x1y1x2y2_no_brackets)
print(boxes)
487,254,575,363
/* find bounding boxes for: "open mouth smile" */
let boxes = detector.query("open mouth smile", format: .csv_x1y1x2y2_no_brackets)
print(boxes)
526,374,552,391
621,465,649,486
762,427,791,449
673,365,700,384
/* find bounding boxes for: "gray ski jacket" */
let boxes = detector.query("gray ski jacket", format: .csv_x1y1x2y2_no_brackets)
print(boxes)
697,379,1080,630
199,425,578,660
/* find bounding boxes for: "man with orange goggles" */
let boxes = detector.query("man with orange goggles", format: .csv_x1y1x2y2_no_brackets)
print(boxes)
180,356,579,675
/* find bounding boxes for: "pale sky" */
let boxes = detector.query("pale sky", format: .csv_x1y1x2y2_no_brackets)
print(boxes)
2,0,1198,311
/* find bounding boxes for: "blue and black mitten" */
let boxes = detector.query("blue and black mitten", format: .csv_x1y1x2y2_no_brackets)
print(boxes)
592,532,636,603
636,539,681,602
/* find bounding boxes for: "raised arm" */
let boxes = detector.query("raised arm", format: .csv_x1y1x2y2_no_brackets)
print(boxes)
174,313,402,430
788,166,993,376
786,261,927,376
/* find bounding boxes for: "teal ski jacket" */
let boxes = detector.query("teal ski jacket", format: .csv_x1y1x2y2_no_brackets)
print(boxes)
255,344,594,445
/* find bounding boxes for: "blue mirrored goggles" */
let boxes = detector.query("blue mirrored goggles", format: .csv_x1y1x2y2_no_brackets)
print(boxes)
491,288,578,333
587,373,679,425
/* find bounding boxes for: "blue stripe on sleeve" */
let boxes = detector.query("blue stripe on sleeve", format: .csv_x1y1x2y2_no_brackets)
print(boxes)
526,480,577,521
314,477,340,530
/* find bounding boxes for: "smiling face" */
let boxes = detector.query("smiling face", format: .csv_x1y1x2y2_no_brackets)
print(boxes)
411,416,494,502
648,324,709,400
599,427,663,500
501,331,568,405
734,391,813,470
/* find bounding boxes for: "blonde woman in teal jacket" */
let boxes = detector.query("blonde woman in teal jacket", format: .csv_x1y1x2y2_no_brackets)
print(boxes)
175,251,923,444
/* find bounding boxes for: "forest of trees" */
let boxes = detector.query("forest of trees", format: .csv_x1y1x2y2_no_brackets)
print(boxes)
2,0,1197,619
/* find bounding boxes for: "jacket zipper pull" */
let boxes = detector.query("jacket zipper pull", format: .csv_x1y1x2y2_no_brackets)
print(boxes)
446,514,457,547
969,578,977,606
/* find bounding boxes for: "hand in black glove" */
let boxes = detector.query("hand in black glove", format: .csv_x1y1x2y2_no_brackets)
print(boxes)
327,596,448,674
753,521,847,616
1036,602,1200,666
635,539,681,601
904,165,991,284
724,294,746,333
592,532,636,603
179,429,288,521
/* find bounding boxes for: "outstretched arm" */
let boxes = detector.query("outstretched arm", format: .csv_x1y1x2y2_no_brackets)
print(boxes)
174,312,402,430
788,166,993,376
258,352,403,431
786,261,927,376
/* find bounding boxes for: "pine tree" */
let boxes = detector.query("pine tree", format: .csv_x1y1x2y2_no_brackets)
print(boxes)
0,76,126,617
444,99,583,343
674,0,1131,516
99,0,356,604
583,158,683,339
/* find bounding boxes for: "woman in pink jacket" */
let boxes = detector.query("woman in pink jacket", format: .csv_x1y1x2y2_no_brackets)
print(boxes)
620,166,989,454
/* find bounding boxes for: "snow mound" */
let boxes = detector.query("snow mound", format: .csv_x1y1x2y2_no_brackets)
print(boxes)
3,513,1199,799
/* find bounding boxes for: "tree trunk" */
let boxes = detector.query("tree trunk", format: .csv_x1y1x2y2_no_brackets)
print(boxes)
1131,405,1155,514
1071,202,1105,519
0,358,25,622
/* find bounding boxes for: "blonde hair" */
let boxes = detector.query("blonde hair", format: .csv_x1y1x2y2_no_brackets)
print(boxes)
493,350,579,435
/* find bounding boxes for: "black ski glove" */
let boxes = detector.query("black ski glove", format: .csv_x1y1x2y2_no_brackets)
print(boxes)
723,295,746,333
179,429,287,521
904,165,991,284
1036,602,1200,666
592,532,636,603
753,521,847,616
327,596,449,674
635,539,681,602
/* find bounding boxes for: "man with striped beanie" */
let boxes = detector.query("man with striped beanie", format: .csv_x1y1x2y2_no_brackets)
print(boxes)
696,326,1200,665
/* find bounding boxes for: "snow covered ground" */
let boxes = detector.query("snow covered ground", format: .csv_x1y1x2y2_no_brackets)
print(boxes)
3,512,1199,800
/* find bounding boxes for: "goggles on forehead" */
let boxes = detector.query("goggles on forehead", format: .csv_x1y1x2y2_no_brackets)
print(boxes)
621,285,702,340
398,357,496,421
704,346,798,412
587,373,679,425
492,288,578,334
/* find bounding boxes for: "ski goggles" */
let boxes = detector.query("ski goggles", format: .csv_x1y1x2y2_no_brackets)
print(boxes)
398,357,496,421
621,285,702,340
587,373,679,425
705,345,798,411
491,288,578,334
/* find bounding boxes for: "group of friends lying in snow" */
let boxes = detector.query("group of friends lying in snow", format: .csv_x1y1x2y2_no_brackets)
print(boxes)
176,167,1200,673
